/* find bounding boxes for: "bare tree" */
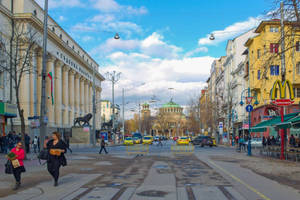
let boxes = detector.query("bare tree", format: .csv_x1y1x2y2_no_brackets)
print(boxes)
186,96,201,134
0,21,38,149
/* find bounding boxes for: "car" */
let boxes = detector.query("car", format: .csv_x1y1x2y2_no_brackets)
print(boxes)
133,137,141,144
192,136,213,147
177,136,190,145
132,133,142,143
143,136,153,145
124,137,134,145
211,137,217,146
154,136,160,142
244,137,262,147
173,136,179,141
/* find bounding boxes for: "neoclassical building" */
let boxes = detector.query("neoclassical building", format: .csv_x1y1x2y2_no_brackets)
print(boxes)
152,100,187,137
0,0,104,136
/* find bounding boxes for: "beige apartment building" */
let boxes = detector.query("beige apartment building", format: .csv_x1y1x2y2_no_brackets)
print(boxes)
0,0,104,136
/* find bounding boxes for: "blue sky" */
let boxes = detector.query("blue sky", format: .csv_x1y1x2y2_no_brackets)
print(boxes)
36,0,273,117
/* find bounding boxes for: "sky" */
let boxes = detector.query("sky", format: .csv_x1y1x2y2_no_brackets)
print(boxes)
36,0,273,118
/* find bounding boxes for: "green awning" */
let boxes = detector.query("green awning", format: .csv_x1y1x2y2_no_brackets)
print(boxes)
276,114,300,129
250,112,300,132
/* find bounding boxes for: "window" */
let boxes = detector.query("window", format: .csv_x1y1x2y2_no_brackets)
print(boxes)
33,10,37,16
297,62,300,74
294,88,300,98
257,49,261,59
257,70,261,80
270,43,279,53
270,65,279,76
270,26,279,32
296,41,300,52
60,34,62,39
52,27,55,32
66,40,69,45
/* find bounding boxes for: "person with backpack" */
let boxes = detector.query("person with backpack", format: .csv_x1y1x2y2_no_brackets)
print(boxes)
99,136,108,154
46,132,67,187
6,142,26,190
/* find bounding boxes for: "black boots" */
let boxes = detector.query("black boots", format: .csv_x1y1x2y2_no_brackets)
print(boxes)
13,182,20,190
54,180,58,187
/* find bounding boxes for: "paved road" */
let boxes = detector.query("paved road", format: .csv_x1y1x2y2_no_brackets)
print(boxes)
0,141,299,200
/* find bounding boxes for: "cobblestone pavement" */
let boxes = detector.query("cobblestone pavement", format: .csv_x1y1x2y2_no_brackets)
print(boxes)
0,142,300,200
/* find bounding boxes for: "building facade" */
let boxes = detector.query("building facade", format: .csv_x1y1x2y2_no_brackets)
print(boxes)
0,0,104,136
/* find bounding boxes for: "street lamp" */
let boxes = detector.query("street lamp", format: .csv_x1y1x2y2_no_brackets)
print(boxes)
106,71,121,144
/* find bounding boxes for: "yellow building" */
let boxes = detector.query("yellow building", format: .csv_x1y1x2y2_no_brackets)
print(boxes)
245,20,300,107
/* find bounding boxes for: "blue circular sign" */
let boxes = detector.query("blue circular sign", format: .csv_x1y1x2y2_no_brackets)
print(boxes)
246,105,253,112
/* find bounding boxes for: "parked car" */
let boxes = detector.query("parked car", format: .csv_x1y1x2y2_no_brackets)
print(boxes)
244,137,262,147
192,136,213,147
177,137,190,145
143,136,153,145
124,137,134,145
132,133,142,143
133,137,141,144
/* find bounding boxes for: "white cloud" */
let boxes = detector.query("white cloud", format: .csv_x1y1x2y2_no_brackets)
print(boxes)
59,16,66,21
90,14,115,23
71,23,97,32
82,36,94,42
198,16,263,46
91,32,182,59
185,47,208,57
90,0,148,15
99,51,215,109
36,0,83,9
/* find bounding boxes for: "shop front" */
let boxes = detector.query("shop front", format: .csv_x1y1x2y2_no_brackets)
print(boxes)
0,102,17,136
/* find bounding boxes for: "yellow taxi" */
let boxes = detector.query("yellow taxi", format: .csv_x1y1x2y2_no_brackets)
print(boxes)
211,137,217,146
177,136,190,145
133,137,141,144
142,136,153,145
124,137,134,145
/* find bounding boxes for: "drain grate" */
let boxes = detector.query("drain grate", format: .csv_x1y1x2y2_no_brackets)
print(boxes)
137,190,168,197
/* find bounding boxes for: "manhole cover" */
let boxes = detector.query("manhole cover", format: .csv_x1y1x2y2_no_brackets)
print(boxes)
154,165,169,169
137,190,168,197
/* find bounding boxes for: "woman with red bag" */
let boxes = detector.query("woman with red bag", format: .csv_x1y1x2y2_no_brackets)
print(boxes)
7,141,26,190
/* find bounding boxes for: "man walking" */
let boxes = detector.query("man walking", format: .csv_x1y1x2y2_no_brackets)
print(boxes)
99,136,108,154
33,136,38,153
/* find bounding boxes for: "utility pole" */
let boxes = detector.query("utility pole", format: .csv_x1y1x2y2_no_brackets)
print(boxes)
90,64,96,147
279,1,286,160
106,71,121,144
39,0,49,149
138,100,141,134
122,88,125,140
9,0,14,131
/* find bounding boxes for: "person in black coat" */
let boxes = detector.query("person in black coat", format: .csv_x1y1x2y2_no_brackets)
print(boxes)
46,132,67,187
99,136,108,154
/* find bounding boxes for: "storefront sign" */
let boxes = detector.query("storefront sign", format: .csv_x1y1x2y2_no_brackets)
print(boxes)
271,80,294,100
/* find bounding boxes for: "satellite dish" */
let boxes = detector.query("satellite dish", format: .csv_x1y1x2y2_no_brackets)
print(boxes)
209,33,215,40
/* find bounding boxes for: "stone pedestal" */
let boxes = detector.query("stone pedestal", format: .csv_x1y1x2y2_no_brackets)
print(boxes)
70,127,90,144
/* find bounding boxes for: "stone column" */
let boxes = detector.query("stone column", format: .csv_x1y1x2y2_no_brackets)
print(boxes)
54,60,63,126
30,51,38,117
68,69,75,125
80,77,85,115
89,83,93,114
96,89,100,129
62,65,69,127
84,80,88,114
74,73,80,117
46,55,55,125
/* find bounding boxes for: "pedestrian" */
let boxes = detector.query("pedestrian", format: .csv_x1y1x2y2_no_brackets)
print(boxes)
99,136,108,154
46,132,67,187
158,136,163,147
7,142,26,190
33,136,38,153
44,136,49,149
289,134,296,147
271,136,276,146
25,134,30,153
262,136,266,148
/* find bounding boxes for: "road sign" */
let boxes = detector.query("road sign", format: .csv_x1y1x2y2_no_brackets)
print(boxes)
272,99,294,106
219,122,223,129
246,105,253,112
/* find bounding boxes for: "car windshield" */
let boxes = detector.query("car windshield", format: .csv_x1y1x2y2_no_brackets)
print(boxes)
144,137,151,140
125,137,132,140
180,137,188,139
